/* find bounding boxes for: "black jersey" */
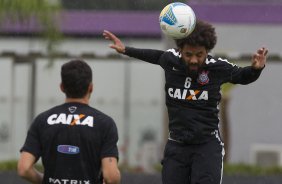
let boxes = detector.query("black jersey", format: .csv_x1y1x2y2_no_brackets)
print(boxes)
125,47,263,144
21,102,119,184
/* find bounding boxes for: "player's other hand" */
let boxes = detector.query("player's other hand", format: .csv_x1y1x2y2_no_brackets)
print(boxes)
252,47,268,69
103,30,126,54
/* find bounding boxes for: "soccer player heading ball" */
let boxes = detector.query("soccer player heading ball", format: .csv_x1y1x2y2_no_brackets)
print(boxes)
103,19,268,184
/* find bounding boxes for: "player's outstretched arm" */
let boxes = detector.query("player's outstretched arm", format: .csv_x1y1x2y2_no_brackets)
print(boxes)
103,30,165,65
103,30,125,54
252,47,268,69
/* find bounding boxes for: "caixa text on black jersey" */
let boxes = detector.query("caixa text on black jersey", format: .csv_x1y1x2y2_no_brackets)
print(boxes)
168,88,208,100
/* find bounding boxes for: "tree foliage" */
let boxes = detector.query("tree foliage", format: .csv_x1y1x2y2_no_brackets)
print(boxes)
0,0,62,55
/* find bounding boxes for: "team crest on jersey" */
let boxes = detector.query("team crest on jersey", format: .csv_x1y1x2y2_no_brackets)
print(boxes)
68,106,77,113
197,71,209,85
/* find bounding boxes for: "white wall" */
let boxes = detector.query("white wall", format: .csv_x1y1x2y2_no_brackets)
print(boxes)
214,24,282,57
229,62,282,163
0,58,14,160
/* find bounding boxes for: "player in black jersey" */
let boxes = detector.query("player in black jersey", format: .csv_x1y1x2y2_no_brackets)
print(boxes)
18,60,120,184
103,20,268,184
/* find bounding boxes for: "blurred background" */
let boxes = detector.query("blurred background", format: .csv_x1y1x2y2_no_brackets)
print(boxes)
0,0,282,178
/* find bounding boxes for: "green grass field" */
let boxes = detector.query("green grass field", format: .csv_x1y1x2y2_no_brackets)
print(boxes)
2,160,282,176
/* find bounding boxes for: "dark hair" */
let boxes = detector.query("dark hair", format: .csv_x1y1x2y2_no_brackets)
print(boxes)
175,20,217,52
61,59,92,98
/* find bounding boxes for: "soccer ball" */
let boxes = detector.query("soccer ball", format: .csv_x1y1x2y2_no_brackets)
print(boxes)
159,2,196,39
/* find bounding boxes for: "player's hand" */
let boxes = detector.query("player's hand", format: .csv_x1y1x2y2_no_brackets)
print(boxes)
252,47,268,69
103,30,125,54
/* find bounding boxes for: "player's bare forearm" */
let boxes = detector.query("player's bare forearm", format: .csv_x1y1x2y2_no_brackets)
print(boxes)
29,169,43,184
18,152,43,184
18,167,43,184
102,157,121,184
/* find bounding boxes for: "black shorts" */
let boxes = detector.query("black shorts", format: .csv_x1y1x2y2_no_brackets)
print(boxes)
161,133,225,184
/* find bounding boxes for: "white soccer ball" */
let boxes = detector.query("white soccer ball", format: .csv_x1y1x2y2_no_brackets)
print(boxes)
159,2,196,39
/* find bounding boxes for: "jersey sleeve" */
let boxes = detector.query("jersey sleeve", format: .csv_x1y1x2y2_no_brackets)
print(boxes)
124,46,165,65
219,58,264,84
20,115,42,159
101,117,119,159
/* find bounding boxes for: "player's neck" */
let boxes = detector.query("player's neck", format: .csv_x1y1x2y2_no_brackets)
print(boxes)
65,97,89,105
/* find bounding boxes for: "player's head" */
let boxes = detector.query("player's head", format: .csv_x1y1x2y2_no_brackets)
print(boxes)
60,59,93,98
176,20,217,52
175,20,217,78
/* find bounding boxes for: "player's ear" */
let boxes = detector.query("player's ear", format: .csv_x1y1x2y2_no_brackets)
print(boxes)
89,82,93,93
60,83,65,93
